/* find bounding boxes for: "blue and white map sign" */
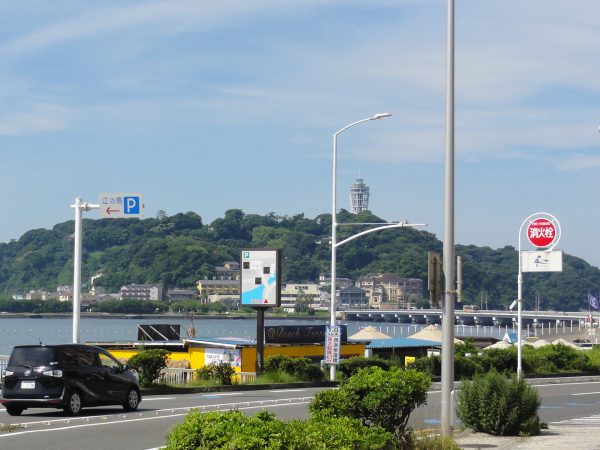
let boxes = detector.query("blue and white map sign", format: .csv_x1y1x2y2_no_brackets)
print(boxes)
240,249,281,307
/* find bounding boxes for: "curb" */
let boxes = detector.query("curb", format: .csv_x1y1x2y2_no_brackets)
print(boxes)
141,380,340,396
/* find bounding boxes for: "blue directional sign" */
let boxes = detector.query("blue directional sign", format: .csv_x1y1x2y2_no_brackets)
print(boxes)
99,193,143,219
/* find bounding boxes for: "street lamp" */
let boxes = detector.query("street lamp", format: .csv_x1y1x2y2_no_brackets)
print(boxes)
329,113,391,381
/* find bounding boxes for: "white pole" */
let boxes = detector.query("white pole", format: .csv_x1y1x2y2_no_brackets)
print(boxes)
72,197,83,344
330,131,338,382
441,0,455,437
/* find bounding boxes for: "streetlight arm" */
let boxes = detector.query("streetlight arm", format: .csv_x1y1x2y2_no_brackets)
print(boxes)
335,222,427,248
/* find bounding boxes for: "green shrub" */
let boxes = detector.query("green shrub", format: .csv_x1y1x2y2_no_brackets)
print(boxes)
411,355,440,377
164,410,395,449
310,367,431,446
457,370,541,436
338,356,395,378
196,362,235,385
413,434,461,450
127,349,169,387
263,355,324,381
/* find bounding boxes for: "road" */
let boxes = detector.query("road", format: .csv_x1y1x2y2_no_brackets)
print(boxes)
1,380,599,449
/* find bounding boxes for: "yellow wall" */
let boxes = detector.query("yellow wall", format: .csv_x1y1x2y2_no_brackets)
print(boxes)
106,343,365,374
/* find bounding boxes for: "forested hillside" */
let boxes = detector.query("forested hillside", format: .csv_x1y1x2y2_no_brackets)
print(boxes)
0,209,598,311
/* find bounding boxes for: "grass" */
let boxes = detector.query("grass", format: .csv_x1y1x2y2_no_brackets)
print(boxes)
0,423,23,433
250,370,303,384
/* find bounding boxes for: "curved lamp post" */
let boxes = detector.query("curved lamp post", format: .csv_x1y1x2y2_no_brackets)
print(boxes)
329,113,391,381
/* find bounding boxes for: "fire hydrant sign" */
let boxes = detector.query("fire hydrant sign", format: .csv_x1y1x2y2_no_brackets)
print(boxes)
325,325,341,365
527,218,556,248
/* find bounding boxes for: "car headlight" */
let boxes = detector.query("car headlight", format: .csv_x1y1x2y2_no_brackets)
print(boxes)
4,370,13,376
42,370,63,378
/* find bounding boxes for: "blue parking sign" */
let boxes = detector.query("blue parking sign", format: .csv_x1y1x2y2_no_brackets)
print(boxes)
123,196,140,215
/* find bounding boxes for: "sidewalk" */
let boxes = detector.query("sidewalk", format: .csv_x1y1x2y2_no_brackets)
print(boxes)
455,425,600,449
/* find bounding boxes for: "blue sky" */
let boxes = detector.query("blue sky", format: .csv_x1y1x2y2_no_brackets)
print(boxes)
2,1,600,267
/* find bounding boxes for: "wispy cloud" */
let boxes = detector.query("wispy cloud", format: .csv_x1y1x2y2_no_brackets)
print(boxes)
0,103,71,135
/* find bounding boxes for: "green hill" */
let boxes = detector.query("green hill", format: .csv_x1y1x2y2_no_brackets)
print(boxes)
0,209,598,311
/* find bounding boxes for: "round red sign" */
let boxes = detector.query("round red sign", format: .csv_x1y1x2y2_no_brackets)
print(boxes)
527,218,556,248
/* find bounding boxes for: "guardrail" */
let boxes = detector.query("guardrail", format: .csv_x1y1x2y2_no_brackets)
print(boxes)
158,368,256,385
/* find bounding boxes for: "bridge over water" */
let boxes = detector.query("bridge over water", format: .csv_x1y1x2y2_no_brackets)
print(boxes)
342,309,592,328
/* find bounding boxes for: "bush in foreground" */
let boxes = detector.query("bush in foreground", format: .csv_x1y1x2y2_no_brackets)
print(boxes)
164,410,395,449
310,367,431,446
457,370,542,436
127,349,169,387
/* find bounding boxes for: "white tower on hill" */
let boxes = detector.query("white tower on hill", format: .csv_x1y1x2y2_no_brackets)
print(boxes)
349,178,370,214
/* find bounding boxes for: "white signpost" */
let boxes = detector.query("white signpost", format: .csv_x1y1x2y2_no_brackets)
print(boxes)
517,212,562,376
71,194,143,343
325,325,341,365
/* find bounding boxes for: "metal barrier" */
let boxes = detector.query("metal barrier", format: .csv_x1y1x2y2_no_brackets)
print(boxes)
160,368,198,385
158,368,257,385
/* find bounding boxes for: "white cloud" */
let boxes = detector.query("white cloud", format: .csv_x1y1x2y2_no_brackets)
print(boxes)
0,103,71,135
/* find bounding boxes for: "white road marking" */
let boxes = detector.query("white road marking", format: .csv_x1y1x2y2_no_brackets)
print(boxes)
142,397,176,401
200,392,239,397
572,391,600,396
269,389,306,393
0,400,311,439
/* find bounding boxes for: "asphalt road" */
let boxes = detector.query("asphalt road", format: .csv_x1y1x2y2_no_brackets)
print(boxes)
1,380,599,450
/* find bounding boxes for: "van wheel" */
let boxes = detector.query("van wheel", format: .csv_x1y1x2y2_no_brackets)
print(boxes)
5,404,24,416
123,388,140,411
64,391,82,416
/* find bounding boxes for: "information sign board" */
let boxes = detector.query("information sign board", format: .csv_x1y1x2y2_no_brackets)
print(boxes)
99,193,143,219
240,249,281,307
324,325,341,365
521,250,563,272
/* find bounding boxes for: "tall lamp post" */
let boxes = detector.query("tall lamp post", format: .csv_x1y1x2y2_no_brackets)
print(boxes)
330,113,391,381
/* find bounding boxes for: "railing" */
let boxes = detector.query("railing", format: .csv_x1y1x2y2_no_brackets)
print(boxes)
160,368,197,385
158,368,257,385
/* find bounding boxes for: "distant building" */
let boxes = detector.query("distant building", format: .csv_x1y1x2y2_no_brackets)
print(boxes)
281,283,321,311
167,289,198,302
214,262,240,280
349,178,370,214
356,274,423,309
120,284,164,301
339,286,368,309
196,279,239,303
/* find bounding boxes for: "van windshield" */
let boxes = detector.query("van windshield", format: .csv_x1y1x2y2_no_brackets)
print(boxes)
8,347,58,367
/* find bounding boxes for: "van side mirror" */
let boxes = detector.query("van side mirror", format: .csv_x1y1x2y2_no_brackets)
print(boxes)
122,364,129,372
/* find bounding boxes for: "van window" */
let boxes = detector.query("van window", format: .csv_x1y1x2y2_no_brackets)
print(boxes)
9,347,57,367
99,353,121,370
78,350,100,367
61,347,78,367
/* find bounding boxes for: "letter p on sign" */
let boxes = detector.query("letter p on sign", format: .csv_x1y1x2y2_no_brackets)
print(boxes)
124,196,140,215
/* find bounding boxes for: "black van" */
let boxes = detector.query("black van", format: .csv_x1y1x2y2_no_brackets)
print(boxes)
0,344,141,416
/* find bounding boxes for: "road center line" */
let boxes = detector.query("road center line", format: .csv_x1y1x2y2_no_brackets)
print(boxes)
572,391,600,396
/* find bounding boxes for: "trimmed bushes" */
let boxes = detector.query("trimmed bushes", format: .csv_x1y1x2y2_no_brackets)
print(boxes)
263,355,324,381
165,410,395,449
338,355,395,377
457,370,542,436
310,367,431,446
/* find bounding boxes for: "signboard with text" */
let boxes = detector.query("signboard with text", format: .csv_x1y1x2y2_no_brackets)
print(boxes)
99,193,143,219
521,250,563,272
527,218,557,249
324,325,342,365
265,324,347,344
240,249,281,307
